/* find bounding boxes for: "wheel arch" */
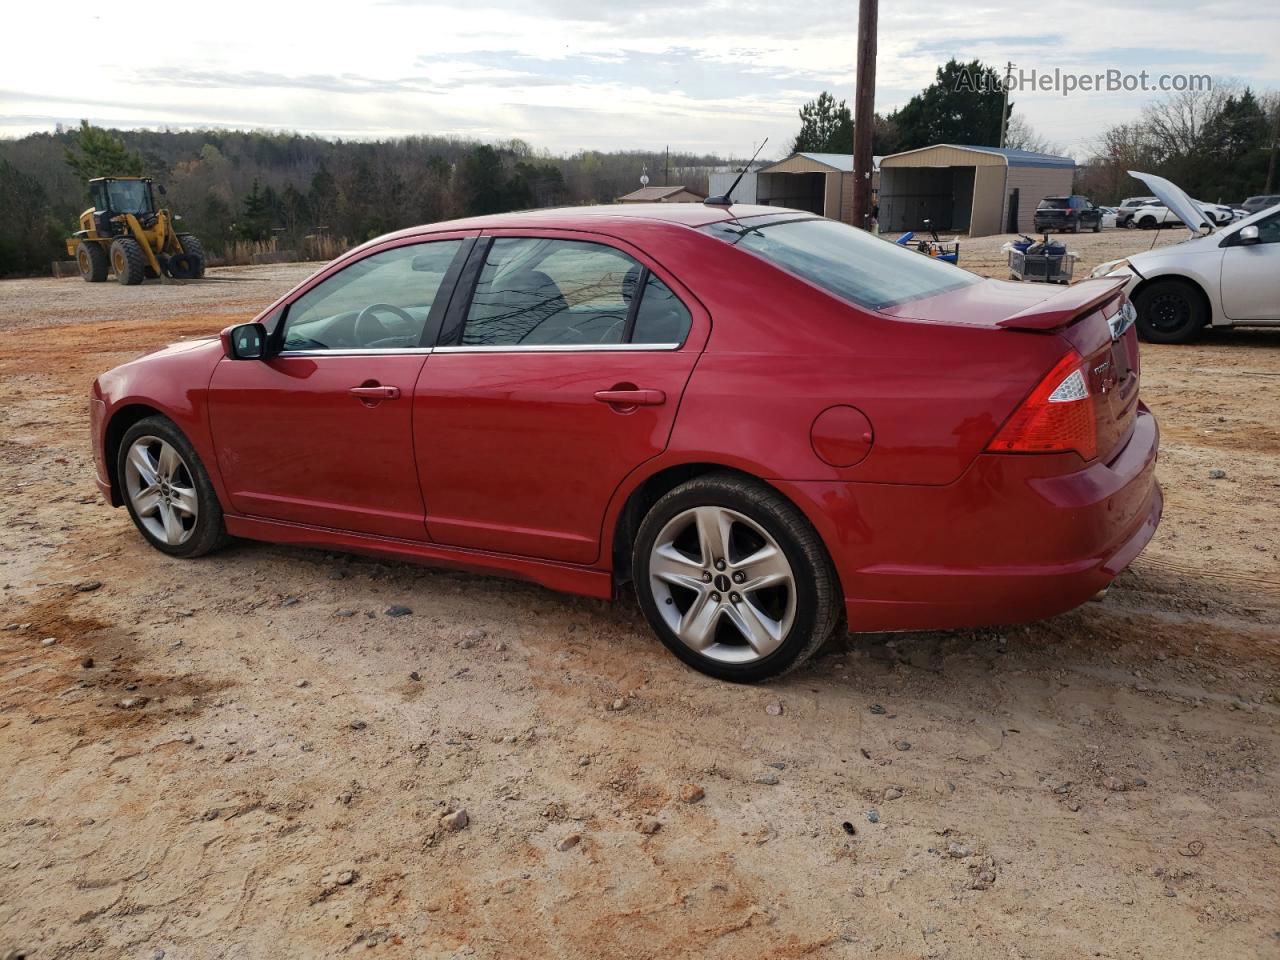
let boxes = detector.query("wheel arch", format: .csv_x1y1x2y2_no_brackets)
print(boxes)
606,460,843,603
1130,271,1217,328
103,403,168,506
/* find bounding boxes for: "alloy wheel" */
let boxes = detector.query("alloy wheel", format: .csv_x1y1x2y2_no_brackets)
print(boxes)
123,435,199,546
648,505,797,663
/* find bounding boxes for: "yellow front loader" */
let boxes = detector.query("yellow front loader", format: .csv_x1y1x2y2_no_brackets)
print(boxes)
66,177,205,284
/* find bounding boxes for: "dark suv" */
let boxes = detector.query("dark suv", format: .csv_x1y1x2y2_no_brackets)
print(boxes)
1033,195,1102,233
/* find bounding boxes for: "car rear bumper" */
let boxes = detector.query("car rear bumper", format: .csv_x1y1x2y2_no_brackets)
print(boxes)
776,405,1162,632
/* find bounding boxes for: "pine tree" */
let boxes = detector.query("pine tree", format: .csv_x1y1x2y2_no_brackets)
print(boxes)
63,120,144,182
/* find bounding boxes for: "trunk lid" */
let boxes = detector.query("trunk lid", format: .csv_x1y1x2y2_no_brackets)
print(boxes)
882,276,1139,463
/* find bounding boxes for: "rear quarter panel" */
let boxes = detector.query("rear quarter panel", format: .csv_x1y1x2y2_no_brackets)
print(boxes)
658,235,1069,486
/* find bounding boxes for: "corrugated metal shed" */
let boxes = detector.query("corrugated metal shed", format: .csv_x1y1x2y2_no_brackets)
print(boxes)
880,144,1073,169
616,185,705,203
878,143,1076,236
759,153,883,174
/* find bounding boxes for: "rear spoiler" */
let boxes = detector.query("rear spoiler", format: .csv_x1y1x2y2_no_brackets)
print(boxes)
997,277,1128,331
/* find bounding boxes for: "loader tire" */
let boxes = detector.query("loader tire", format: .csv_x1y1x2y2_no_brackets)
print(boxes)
177,234,206,278
167,252,203,280
110,238,147,285
76,241,109,282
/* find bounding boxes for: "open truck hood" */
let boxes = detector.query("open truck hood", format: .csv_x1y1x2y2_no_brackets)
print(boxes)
1128,170,1213,239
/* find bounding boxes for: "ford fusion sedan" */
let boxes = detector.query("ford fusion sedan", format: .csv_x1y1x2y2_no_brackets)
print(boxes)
1092,172,1280,343
90,203,1162,682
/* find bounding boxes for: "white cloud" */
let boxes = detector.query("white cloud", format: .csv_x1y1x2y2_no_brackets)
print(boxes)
2,0,1276,157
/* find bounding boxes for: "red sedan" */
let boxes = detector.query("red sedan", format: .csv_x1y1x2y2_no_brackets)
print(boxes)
90,203,1161,682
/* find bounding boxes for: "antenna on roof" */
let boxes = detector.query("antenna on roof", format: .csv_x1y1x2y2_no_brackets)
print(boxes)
705,137,768,207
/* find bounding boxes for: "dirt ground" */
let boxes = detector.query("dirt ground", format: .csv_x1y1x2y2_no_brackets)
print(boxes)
1,231,1278,960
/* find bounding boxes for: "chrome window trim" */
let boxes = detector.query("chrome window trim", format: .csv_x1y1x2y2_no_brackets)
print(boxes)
276,347,437,358
433,343,682,354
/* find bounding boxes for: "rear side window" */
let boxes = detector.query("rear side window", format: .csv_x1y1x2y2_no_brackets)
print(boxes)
631,274,692,344
459,237,692,347
702,215,979,310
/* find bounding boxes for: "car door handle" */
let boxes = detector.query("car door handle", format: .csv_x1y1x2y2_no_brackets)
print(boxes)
593,388,666,407
349,385,401,400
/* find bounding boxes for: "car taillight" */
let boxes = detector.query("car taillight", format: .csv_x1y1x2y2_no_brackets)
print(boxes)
987,352,1097,460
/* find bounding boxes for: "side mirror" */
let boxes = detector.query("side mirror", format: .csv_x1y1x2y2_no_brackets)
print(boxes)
1234,225,1260,246
411,253,440,272
220,322,268,360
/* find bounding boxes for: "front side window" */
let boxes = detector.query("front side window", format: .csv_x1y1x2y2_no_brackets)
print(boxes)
703,215,979,310
461,237,688,347
1249,211,1280,244
282,240,462,351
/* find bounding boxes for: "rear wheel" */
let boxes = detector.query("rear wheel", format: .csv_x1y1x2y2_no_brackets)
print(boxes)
1134,279,1207,344
177,234,206,278
110,238,147,285
76,241,108,282
118,416,227,557
633,473,841,683
1092,219,1101,233
1139,215,1157,230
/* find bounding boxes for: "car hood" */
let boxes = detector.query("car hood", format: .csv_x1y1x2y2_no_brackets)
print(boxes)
1128,170,1213,238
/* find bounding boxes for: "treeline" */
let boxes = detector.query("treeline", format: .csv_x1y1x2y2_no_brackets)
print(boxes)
1077,85,1279,205
0,125,726,276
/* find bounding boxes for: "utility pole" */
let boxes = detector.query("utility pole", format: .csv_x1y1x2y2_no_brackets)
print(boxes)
1265,105,1280,193
998,61,1014,148
665,145,670,185
851,0,878,231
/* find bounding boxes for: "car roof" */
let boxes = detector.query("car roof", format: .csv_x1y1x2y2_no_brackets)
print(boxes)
377,202,781,241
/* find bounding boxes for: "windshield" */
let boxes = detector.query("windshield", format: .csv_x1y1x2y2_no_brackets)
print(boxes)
104,180,152,215
702,215,980,310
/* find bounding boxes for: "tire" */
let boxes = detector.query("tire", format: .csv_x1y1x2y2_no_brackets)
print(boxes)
76,241,108,282
1133,279,1208,344
117,415,227,558
632,472,841,683
110,238,147,285
178,234,206,278
1092,219,1101,233
1139,215,1157,230
167,252,203,280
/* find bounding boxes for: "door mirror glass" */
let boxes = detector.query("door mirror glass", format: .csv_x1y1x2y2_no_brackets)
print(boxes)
1235,225,1260,245
223,322,267,360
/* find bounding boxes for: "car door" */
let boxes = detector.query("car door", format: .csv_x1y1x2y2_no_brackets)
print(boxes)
412,231,707,564
207,234,473,539
1221,211,1280,320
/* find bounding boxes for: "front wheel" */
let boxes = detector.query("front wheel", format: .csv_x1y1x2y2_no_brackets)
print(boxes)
110,238,147,285
1133,279,1207,344
177,233,206,278
633,473,841,682
118,416,227,557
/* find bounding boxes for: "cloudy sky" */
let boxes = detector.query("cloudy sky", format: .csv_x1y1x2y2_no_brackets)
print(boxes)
2,0,1276,160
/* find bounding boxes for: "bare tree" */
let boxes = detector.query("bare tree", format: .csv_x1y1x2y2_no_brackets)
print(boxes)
1003,115,1061,155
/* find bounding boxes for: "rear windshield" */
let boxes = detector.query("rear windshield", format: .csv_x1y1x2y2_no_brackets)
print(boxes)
1037,198,1070,210
700,216,979,310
